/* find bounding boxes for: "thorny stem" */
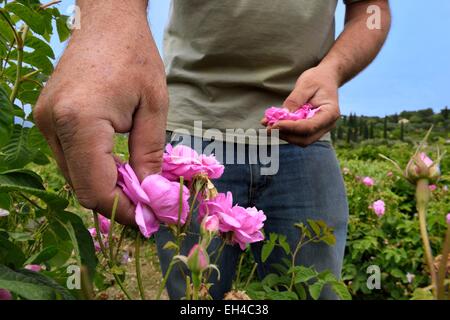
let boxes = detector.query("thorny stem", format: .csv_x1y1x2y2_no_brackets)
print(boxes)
437,224,450,299
19,192,44,211
416,179,437,296
234,252,245,289
244,263,258,289
135,233,146,300
289,233,321,291
156,259,176,300
113,225,127,262
108,193,119,261
10,24,28,102
93,211,132,300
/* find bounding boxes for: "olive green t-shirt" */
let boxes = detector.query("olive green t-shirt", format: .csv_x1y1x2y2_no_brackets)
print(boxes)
164,0,363,144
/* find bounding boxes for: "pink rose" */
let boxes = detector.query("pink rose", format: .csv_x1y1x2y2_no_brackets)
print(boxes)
141,174,190,225
98,215,111,235
199,192,239,233
117,163,150,205
371,200,386,217
25,264,42,272
0,289,12,300
428,184,437,192
199,192,266,250
117,163,159,238
162,144,224,181
202,215,220,233
187,244,209,273
88,227,108,252
420,153,434,167
230,206,266,250
264,103,320,126
362,177,375,187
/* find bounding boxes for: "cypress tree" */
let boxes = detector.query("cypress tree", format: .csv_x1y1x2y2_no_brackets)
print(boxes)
400,121,404,141
337,125,344,140
369,122,374,139
383,116,388,140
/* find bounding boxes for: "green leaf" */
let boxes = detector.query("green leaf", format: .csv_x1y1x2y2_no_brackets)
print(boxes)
278,235,291,255
18,89,40,105
42,221,73,267
24,246,58,265
0,192,11,209
56,15,70,42
0,233,26,268
317,270,337,283
331,281,352,300
0,86,14,147
0,265,75,300
0,168,43,189
25,34,55,59
308,280,325,300
0,169,68,209
291,266,317,284
0,265,54,299
18,268,75,300
6,2,45,35
55,211,98,279
22,51,53,75
307,219,321,236
411,288,434,300
0,125,32,169
261,273,282,288
261,241,275,263
0,18,15,43
163,240,179,251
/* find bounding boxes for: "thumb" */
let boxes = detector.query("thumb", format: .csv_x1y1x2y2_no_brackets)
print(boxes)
129,101,167,181
282,82,316,112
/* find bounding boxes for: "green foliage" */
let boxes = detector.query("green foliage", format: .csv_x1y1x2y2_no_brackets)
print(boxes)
339,145,449,300
0,1,100,300
245,220,351,300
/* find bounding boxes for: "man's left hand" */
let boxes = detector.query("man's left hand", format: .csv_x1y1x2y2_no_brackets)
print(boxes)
261,66,341,147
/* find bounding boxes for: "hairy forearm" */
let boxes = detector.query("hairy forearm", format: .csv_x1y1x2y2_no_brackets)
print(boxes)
320,0,391,86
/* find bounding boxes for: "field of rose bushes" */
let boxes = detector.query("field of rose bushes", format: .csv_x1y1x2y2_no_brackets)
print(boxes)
0,1,449,300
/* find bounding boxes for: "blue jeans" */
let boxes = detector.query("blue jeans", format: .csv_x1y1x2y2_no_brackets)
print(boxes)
155,133,348,299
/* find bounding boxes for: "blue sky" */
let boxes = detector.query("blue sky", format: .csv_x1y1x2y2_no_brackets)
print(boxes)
50,0,450,117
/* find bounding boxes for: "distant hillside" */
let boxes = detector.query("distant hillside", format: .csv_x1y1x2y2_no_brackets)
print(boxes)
332,107,449,144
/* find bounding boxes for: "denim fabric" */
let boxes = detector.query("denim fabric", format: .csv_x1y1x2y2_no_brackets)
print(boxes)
155,133,348,300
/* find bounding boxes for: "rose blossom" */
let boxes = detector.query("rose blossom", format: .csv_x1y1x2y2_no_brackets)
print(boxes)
141,174,190,225
199,192,266,250
162,144,224,181
429,184,437,192
371,200,386,217
187,244,209,273
202,215,220,233
0,289,12,300
117,163,190,238
362,177,375,187
420,152,433,167
406,272,415,284
264,103,320,126
25,264,42,272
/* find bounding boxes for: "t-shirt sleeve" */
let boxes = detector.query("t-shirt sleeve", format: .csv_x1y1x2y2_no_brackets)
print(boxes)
344,0,371,4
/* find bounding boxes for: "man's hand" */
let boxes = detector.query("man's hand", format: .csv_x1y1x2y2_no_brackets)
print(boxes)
262,66,340,147
33,1,168,225
262,0,391,147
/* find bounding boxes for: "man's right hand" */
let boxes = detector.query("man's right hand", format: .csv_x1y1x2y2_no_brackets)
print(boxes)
34,0,168,225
